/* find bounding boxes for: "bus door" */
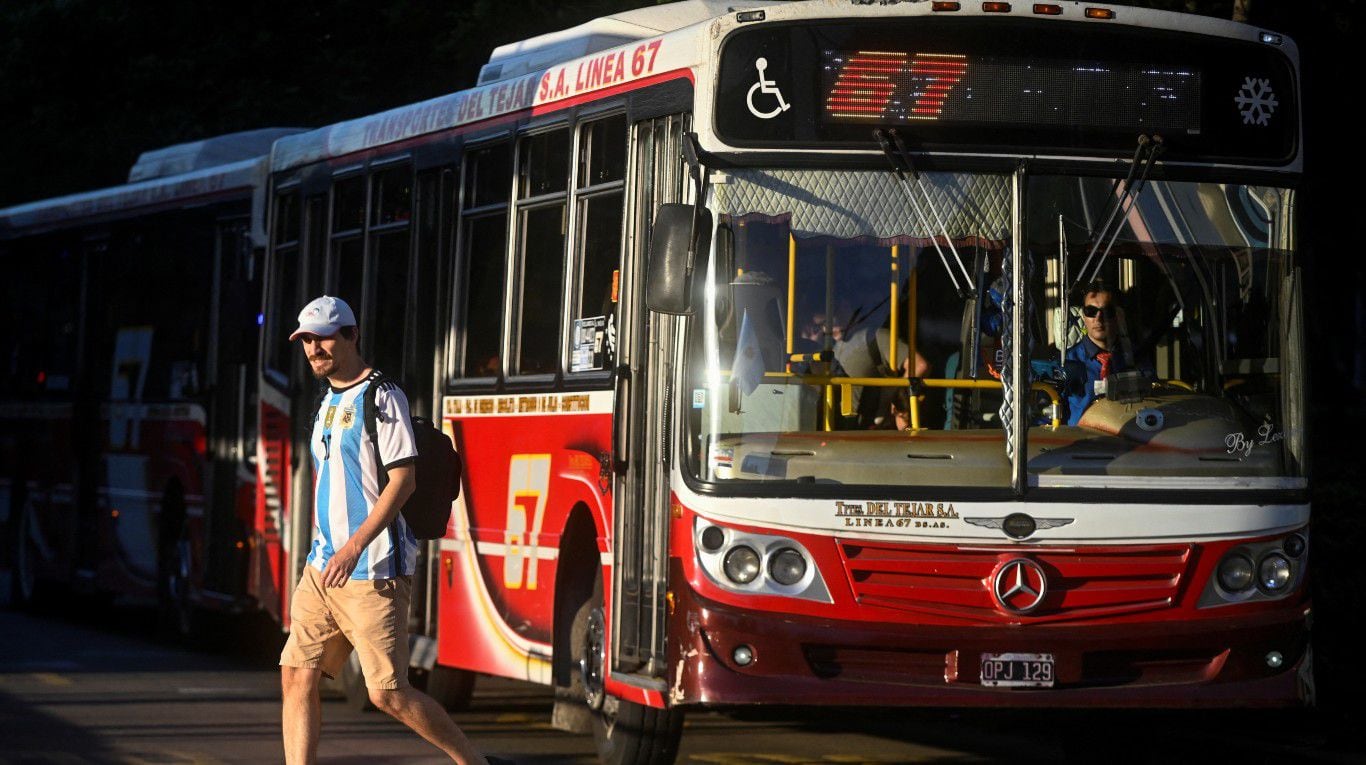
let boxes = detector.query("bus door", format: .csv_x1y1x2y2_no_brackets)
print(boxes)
256,189,325,623
611,114,689,680
204,218,256,597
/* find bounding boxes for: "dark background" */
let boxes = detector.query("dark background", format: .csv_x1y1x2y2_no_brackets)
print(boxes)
2,0,1363,721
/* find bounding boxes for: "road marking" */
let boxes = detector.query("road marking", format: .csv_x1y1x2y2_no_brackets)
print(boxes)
175,686,259,696
123,751,225,765
2,660,81,672
34,672,73,686
689,756,903,764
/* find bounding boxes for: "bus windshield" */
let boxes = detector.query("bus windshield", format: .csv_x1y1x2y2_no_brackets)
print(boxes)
683,169,1303,488
1026,175,1302,483
685,168,1019,487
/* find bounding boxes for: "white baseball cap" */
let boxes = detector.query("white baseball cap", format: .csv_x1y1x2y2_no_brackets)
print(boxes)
289,295,357,341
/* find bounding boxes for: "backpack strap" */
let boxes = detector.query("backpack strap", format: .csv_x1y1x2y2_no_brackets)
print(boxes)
361,369,409,576
361,369,388,489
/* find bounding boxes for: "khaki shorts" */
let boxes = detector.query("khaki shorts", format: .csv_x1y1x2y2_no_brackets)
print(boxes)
279,565,412,690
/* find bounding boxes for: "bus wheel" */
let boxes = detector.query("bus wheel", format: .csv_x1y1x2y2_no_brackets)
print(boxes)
161,535,194,637
157,486,194,638
341,652,377,711
424,665,476,711
10,492,42,608
577,576,684,765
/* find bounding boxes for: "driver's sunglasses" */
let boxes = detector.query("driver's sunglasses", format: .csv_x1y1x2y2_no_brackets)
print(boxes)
1082,304,1115,318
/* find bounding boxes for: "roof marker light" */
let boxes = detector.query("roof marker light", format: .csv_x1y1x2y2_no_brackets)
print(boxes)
983,2,1012,12
1033,3,1062,14
1085,7,1116,19
736,10,765,23
932,1,962,10
1260,31,1284,46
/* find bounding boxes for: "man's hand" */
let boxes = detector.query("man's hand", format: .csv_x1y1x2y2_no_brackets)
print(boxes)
318,465,413,589
322,543,361,588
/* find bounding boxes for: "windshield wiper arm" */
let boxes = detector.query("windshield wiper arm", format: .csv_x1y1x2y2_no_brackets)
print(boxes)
875,128,973,298
1085,139,1146,244
1073,134,1164,289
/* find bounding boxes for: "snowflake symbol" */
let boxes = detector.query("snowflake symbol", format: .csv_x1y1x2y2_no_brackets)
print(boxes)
1234,77,1278,126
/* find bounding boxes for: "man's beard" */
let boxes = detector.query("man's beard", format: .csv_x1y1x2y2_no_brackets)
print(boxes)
310,355,336,379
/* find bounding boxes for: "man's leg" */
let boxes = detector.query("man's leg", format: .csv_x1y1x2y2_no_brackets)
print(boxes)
281,665,323,765
279,567,347,765
369,686,488,765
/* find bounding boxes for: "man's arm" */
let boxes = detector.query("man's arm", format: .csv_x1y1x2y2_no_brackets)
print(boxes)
321,464,415,587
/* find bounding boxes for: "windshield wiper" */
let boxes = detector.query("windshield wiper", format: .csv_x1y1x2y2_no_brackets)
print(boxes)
875,128,973,298
1073,134,1164,289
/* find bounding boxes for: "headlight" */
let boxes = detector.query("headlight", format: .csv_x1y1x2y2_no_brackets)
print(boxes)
700,525,725,552
1283,534,1307,558
768,548,807,586
1217,554,1255,592
723,546,761,584
1258,553,1292,592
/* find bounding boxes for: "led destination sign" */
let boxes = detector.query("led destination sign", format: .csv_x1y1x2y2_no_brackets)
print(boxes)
821,50,1202,134
715,19,1296,165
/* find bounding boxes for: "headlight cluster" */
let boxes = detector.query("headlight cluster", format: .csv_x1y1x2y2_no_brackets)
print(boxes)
693,519,830,603
768,548,807,586
723,546,762,583
1202,532,1307,607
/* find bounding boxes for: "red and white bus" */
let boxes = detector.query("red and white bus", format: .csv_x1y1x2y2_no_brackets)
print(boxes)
0,5,1311,759
256,2,1308,762
0,129,302,631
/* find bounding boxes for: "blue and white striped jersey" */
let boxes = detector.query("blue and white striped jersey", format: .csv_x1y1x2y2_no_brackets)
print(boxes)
306,374,418,579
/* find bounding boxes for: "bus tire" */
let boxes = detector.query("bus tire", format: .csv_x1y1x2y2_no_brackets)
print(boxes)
156,482,194,638
594,695,683,765
424,665,476,711
577,574,684,765
10,489,42,609
341,652,377,711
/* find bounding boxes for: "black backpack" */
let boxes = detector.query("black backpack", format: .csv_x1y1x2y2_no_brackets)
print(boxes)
389,413,463,540
314,371,460,540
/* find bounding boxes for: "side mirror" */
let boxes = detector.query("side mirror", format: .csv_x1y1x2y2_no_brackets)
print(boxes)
646,203,711,315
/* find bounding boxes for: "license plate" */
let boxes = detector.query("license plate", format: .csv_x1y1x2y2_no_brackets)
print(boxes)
979,652,1055,688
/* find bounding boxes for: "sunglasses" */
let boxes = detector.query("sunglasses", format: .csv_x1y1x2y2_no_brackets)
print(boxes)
1082,304,1115,318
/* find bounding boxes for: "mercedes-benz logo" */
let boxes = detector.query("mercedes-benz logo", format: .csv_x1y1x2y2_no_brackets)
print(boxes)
993,558,1048,615
965,515,1073,539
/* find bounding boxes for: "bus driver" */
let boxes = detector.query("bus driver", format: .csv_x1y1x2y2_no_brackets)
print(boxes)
1064,279,1133,426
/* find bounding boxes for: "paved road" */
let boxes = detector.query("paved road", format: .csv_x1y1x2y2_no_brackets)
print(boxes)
0,603,1359,764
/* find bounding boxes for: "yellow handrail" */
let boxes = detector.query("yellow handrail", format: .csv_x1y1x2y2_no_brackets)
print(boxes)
739,372,1063,430
907,267,918,377
785,234,796,370
889,245,899,372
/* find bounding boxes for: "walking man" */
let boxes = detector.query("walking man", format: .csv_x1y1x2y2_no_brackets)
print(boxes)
279,295,489,765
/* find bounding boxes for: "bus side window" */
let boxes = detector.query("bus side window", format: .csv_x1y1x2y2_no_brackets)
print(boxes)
265,191,301,382
513,128,569,377
99,222,211,403
454,142,511,382
303,196,327,304
406,167,448,413
368,163,413,382
330,175,365,315
0,245,81,399
570,113,626,374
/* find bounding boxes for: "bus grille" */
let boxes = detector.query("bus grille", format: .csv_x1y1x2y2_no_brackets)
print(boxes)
839,540,1192,624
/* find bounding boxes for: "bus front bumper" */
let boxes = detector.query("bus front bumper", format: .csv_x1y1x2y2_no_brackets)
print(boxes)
666,570,1311,708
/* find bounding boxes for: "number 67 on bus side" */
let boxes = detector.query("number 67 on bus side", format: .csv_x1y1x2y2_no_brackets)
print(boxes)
504,454,551,591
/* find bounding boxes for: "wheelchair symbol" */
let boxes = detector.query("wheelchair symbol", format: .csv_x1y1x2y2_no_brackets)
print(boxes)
746,58,791,119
